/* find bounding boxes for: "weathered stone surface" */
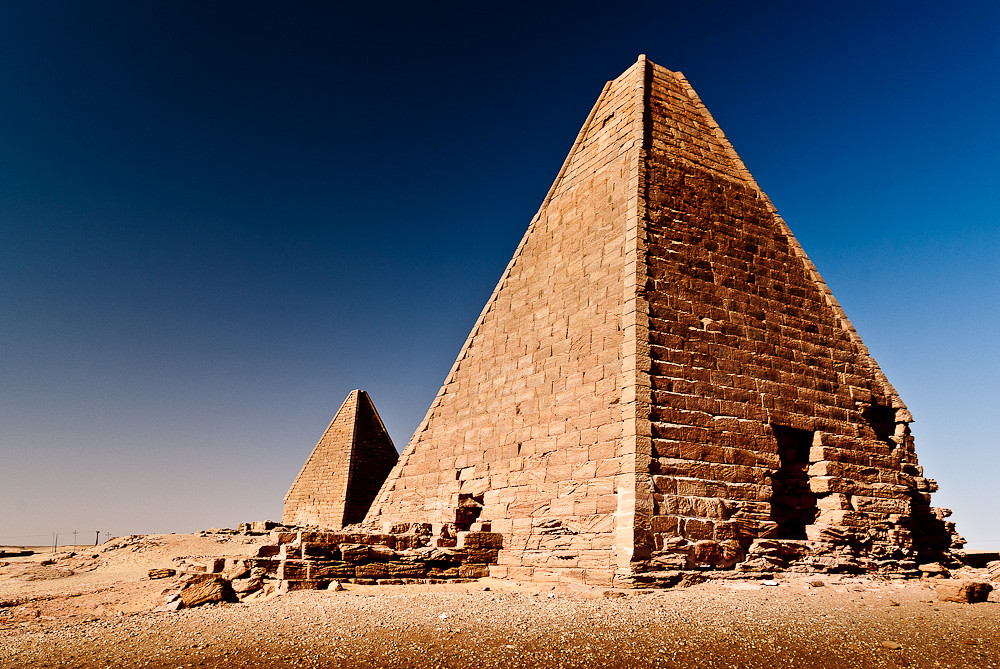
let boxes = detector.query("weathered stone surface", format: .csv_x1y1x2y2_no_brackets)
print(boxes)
277,560,308,580
153,596,183,612
354,563,391,579
918,562,949,578
369,545,397,561
148,568,176,580
309,562,355,580
387,562,427,578
178,576,236,607
302,543,337,559
340,544,370,563
231,575,263,594
936,580,993,603
459,532,504,550
280,579,329,592
222,559,250,581
459,564,490,578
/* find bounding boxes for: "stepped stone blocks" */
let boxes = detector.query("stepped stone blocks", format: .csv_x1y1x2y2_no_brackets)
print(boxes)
252,527,503,591
284,390,399,529
364,57,957,585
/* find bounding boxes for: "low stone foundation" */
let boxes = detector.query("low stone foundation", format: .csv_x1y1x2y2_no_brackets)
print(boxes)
254,524,503,591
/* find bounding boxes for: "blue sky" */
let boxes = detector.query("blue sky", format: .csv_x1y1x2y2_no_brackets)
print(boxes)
1,1,997,550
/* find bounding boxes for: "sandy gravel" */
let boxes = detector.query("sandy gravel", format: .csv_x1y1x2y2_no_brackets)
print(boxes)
1,536,998,668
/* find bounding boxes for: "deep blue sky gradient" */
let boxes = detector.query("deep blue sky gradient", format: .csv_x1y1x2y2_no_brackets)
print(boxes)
2,1,997,548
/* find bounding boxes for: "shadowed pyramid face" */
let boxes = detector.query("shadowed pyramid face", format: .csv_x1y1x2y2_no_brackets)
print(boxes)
363,57,952,586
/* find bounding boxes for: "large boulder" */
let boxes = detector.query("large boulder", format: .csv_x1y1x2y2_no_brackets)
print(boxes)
936,580,993,603
178,575,238,607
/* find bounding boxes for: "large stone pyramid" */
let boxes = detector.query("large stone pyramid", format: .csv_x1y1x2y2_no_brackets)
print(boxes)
364,57,954,585
284,390,398,529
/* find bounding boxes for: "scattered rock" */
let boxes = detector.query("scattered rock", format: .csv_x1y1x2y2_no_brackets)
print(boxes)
153,596,184,613
148,568,176,580
232,575,264,594
918,562,949,578
936,580,993,603
178,575,238,607
881,640,902,650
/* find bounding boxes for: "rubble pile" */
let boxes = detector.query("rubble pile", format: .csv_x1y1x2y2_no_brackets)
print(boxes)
154,523,503,610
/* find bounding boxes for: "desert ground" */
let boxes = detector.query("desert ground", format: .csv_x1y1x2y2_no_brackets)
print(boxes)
1,534,997,669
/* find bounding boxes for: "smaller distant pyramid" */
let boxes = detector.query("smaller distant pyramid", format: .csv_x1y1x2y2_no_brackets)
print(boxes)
283,390,399,529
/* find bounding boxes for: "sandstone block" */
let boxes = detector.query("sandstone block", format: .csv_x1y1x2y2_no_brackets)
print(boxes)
251,558,280,575
179,576,237,607
856,496,911,515
815,510,867,528
231,575,263,594
459,531,504,550
222,560,250,581
309,562,355,580
277,561,308,581
488,565,509,579
250,521,276,534
302,543,337,559
339,544,370,563
816,494,851,511
148,568,176,580
459,563,491,578
270,531,297,544
387,562,428,578
690,540,721,565
466,548,500,564
936,580,993,603
355,563,391,579
280,579,329,592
